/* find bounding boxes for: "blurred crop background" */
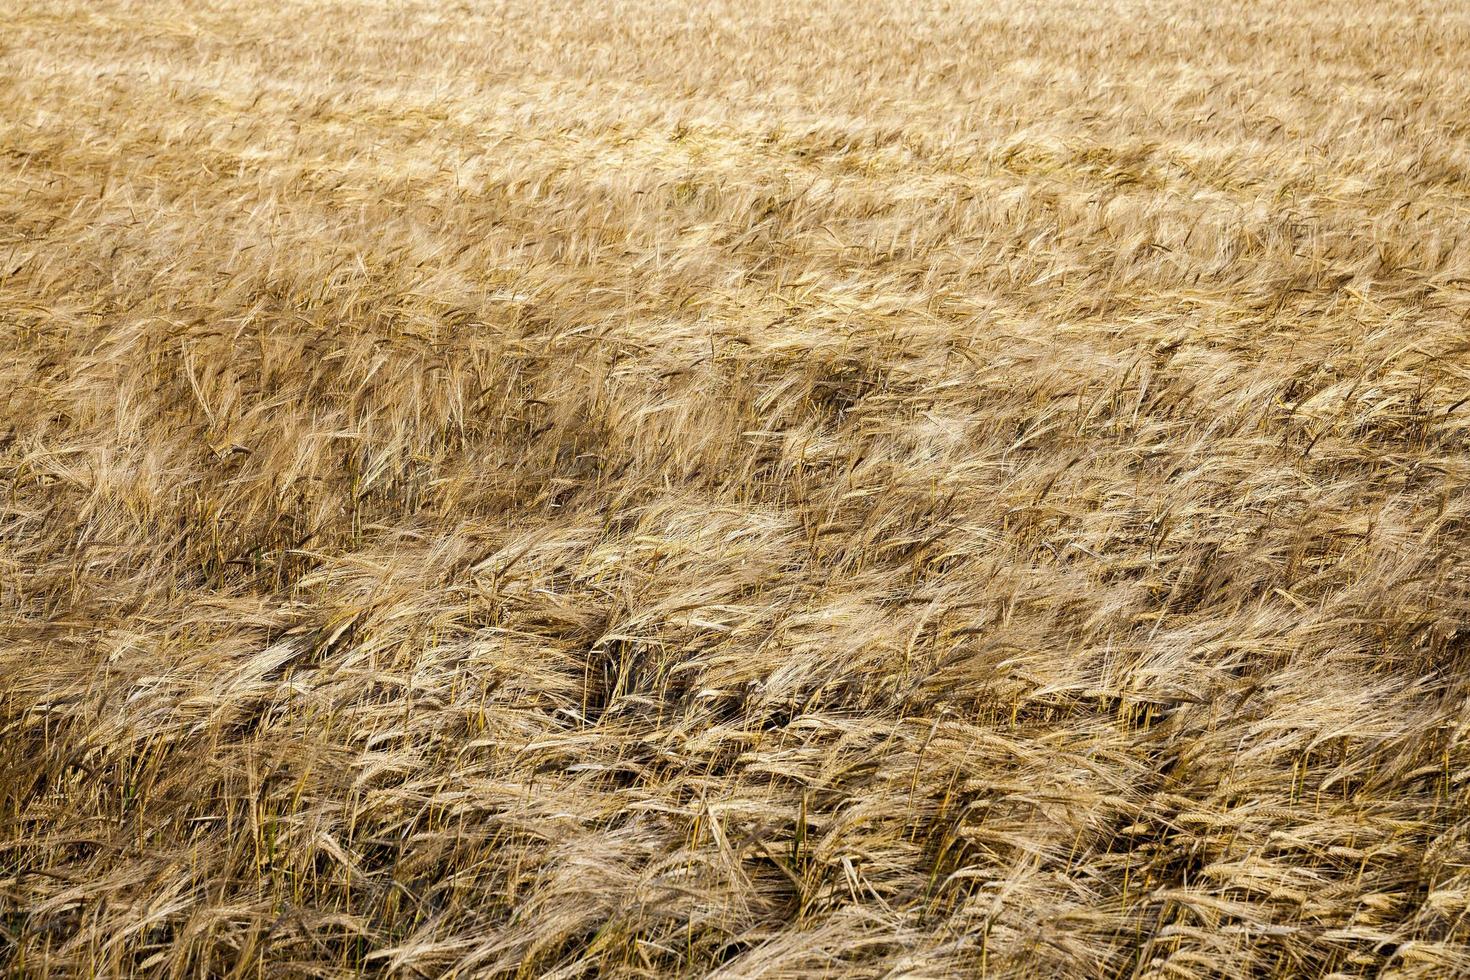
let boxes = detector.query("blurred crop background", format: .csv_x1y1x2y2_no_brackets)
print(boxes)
4,0,1470,975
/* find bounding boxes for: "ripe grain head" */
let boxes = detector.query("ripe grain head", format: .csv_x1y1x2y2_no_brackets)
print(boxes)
4,0,1470,976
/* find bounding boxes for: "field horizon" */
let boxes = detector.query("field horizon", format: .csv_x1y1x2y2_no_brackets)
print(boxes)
5,0,1470,976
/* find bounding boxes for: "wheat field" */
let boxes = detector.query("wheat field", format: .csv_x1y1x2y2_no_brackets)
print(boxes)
4,0,1470,976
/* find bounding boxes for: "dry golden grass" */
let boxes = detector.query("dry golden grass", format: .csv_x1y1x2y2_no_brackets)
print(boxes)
4,0,1470,975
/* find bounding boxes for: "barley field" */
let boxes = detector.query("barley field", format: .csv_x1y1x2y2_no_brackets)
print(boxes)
4,0,1470,976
